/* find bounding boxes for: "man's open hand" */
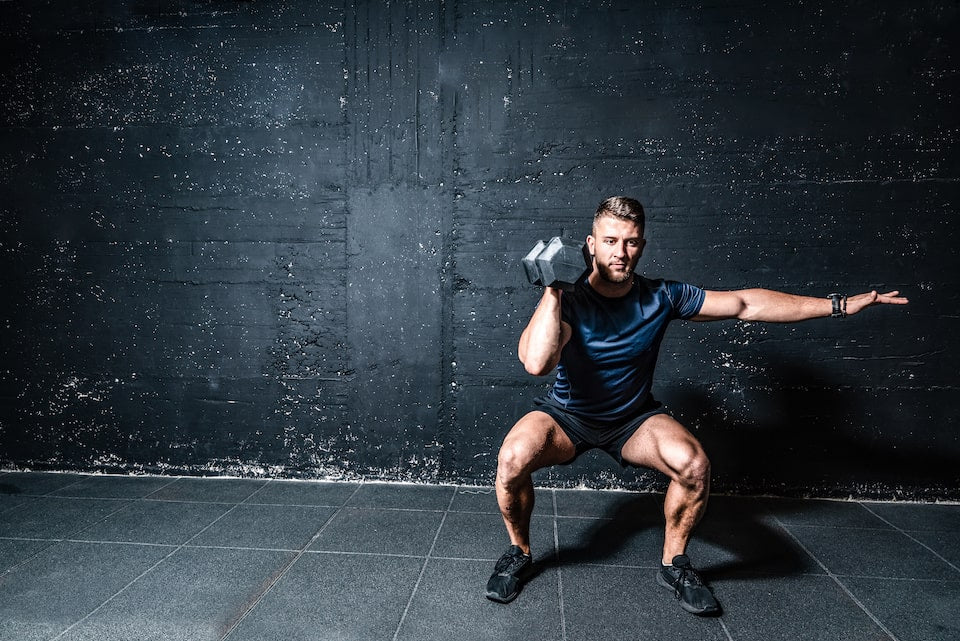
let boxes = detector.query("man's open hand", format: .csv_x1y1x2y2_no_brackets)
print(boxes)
846,290,909,316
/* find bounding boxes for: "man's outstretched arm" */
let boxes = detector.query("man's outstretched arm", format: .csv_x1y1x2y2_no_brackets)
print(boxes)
692,289,909,323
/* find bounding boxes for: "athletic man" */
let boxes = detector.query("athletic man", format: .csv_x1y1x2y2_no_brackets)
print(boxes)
485,196,908,615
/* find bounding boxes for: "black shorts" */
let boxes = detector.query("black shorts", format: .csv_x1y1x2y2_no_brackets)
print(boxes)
533,395,669,468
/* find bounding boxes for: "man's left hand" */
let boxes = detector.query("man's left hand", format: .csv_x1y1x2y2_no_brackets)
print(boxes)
846,290,909,316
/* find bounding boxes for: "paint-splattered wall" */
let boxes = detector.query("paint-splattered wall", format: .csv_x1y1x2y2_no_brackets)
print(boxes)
1,1,957,498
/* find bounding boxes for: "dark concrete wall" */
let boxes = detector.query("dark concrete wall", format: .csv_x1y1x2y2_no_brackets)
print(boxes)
1,1,957,498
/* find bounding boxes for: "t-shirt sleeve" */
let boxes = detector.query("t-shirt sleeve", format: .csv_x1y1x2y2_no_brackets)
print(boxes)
664,280,705,319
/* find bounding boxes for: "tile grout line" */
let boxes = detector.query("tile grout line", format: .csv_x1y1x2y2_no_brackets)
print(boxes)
47,488,262,641
141,475,186,499
770,515,902,641
6,529,954,583
40,474,94,495
391,487,458,641
552,489,568,641
217,482,368,641
238,478,274,505
718,616,735,641
0,493,138,582
857,502,960,574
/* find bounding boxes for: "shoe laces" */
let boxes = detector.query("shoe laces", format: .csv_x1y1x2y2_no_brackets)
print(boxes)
495,548,530,575
673,565,705,600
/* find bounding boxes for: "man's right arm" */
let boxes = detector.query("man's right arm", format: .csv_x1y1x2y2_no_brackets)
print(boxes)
518,288,572,376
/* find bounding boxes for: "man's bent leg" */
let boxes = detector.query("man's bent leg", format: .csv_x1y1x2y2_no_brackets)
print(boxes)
620,413,720,615
487,411,576,604
620,413,710,563
495,411,577,553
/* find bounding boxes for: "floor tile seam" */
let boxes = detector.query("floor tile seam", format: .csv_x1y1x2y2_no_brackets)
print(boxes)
717,617,735,641
391,487,458,641
49,496,250,641
60,538,179,550
141,497,247,506
4,494,235,506
445,508,555,517
238,478,274,504
52,497,140,545
140,475,185,500
563,560,843,577
429,554,498,563
8,493,134,502
857,502,960,574
0,538,62,580
553,489,568,641
831,573,960,583
0,501,28,516
47,539,184,641
141,477,269,504
180,543,310,554
773,523,901,532
305,549,428,560
235,500,352,508
38,474,92,496
339,505,451,513
770,514,902,641
218,482,366,641
555,560,667,571
139,475,184,499
0,535,444,559
10,494,307,507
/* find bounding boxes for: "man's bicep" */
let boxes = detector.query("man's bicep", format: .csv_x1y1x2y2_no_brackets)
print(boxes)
690,290,747,321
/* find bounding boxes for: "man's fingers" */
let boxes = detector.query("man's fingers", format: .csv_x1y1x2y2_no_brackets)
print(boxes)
878,290,909,304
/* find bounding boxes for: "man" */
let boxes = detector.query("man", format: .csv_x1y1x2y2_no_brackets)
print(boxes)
485,196,908,615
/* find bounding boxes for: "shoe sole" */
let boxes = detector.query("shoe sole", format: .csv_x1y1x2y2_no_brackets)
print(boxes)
656,572,721,616
484,588,519,604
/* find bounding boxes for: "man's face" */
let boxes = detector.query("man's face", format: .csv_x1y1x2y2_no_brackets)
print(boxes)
586,216,646,284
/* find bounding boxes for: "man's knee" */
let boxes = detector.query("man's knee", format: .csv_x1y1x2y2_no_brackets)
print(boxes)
496,439,534,487
676,449,711,491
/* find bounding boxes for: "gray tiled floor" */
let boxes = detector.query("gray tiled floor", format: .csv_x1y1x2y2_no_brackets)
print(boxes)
0,471,957,641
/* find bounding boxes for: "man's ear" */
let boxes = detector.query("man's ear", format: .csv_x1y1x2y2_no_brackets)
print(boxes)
586,235,595,257
638,238,647,257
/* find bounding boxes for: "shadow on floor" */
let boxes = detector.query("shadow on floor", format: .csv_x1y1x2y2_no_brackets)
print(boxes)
540,494,812,583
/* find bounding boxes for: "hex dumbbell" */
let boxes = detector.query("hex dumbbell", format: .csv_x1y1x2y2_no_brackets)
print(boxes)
521,236,592,291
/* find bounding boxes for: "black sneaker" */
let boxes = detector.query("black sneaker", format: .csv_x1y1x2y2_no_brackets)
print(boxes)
656,554,721,616
485,545,533,603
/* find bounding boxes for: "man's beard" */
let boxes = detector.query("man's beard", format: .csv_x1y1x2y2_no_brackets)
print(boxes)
595,260,634,284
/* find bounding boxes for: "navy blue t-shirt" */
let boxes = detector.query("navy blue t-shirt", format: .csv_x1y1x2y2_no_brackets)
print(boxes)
550,277,705,423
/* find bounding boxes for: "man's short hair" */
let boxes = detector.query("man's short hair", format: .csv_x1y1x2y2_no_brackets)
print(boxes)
594,196,645,234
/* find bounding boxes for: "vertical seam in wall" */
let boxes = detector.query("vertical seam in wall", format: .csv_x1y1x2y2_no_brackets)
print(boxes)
391,487,457,641
414,0,421,184
436,0,456,482
770,515,901,641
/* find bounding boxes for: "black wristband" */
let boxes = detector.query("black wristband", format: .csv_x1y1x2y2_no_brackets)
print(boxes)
827,293,847,318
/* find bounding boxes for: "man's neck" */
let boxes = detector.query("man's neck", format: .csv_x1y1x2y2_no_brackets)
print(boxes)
587,271,635,298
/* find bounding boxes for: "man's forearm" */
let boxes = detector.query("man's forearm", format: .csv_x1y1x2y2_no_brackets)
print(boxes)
739,289,833,323
518,288,565,375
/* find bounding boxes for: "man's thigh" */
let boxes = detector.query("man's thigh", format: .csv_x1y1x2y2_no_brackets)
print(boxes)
500,410,578,471
619,413,707,478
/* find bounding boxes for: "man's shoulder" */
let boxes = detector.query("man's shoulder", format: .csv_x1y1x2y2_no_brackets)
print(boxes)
635,276,683,296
